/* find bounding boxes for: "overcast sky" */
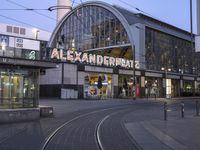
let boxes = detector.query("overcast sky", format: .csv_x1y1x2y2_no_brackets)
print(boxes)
0,0,197,33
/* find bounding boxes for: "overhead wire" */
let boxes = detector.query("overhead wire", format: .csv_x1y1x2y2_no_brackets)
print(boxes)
0,8,48,10
0,14,49,31
72,0,76,7
118,0,161,20
5,0,56,21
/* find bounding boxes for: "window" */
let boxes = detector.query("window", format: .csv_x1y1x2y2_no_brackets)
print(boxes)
13,27,19,34
20,28,26,35
145,27,194,74
6,26,12,33
53,5,130,52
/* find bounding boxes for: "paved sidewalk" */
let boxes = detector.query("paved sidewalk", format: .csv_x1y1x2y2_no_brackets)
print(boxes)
124,101,200,150
138,96,200,102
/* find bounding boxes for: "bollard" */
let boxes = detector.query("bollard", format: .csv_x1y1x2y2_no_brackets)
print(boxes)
181,102,184,118
196,100,199,116
164,102,167,120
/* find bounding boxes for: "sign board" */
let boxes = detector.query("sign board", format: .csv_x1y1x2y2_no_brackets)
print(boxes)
50,48,135,69
9,37,40,51
195,35,200,52
0,35,9,50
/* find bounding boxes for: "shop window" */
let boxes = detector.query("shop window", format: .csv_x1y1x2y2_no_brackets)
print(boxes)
84,73,112,99
118,75,135,98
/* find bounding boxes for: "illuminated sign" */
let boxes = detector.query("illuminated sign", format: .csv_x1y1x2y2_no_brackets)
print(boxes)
51,48,134,69
28,51,36,60
0,35,9,50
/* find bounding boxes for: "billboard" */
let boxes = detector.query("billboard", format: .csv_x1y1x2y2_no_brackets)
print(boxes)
9,37,40,51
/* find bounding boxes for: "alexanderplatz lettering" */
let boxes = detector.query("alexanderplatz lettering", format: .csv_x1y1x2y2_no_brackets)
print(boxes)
51,48,134,69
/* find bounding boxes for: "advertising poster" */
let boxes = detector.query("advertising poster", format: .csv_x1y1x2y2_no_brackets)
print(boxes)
0,35,9,50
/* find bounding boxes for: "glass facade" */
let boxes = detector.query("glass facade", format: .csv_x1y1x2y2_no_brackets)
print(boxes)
48,3,198,99
52,5,130,53
145,27,194,74
0,67,39,109
0,35,47,108
50,5,135,99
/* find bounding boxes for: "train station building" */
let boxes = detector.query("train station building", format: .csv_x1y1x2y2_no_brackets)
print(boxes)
40,1,200,99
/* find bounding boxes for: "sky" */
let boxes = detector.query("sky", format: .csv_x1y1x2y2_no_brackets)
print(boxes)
0,0,197,33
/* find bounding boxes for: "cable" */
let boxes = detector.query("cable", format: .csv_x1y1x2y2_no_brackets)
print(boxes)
6,0,56,21
118,0,161,20
0,14,49,31
72,0,76,8
0,8,48,10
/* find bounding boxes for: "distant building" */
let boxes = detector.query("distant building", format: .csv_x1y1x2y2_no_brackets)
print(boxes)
0,23,56,108
41,1,199,99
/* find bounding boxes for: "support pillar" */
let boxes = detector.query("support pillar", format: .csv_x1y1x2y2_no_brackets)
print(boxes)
140,76,145,98
112,74,119,98
180,79,183,96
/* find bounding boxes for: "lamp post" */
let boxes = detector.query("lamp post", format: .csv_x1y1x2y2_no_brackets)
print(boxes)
190,0,193,54
190,0,196,96
33,29,40,40
161,67,171,99
132,25,145,100
132,45,136,100
36,30,40,40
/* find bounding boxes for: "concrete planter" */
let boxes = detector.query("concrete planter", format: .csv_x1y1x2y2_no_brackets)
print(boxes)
39,106,54,117
0,108,40,123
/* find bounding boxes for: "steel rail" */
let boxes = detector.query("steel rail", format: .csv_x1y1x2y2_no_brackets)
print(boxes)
41,105,131,150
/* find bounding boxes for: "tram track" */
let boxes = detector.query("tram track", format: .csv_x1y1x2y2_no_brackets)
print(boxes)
41,105,133,150
0,101,164,150
95,108,141,150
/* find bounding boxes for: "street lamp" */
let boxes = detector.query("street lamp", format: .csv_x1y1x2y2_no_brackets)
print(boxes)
33,29,40,40
48,5,72,11
161,67,171,99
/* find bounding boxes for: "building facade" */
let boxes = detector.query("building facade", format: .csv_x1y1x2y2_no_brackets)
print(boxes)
0,23,56,108
40,1,199,99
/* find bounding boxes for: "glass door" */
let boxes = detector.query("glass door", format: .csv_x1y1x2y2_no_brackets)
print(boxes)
0,69,39,108
1,72,24,107
1,74,24,99
1,74,10,99
10,75,24,99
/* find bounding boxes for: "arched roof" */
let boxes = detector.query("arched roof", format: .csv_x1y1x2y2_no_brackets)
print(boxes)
48,1,134,48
